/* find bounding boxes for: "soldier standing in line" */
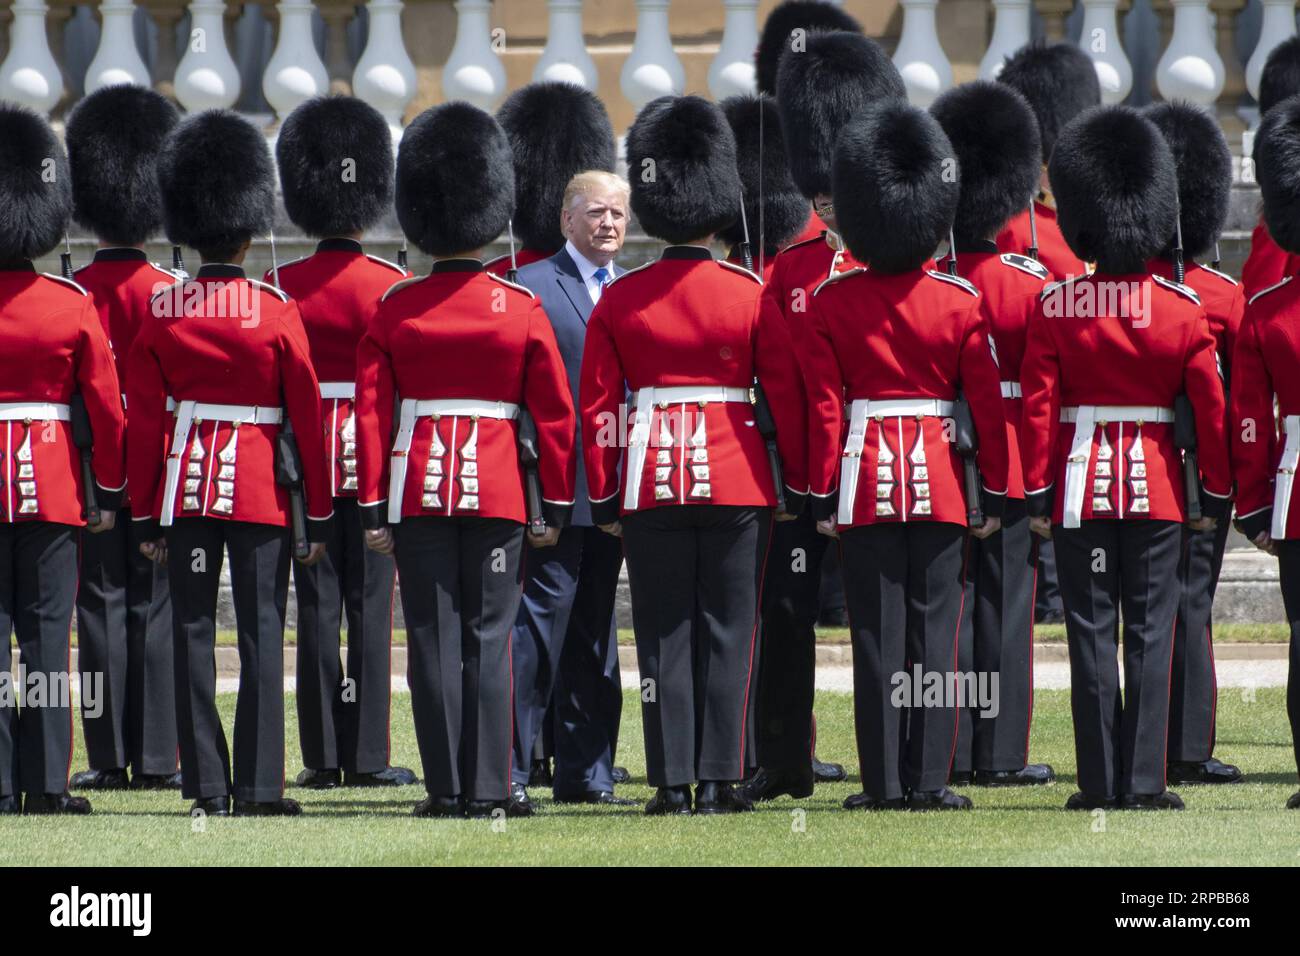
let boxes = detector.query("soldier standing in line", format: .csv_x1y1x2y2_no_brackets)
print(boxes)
64,85,183,793
1241,37,1300,296
128,110,333,817
270,95,416,792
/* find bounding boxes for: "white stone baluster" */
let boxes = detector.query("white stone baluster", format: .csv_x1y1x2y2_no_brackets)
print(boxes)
620,0,684,111
534,0,597,89
443,0,506,109
262,0,328,122
173,0,241,111
892,0,952,107
1246,0,1298,102
354,0,417,137
0,0,62,114
979,0,1032,79
708,0,758,98
1078,0,1133,103
85,0,151,93
1155,0,1223,105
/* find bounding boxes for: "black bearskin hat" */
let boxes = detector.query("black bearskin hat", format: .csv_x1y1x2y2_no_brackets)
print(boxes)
0,104,71,261
717,94,809,253
1143,100,1232,260
755,0,862,96
997,42,1101,162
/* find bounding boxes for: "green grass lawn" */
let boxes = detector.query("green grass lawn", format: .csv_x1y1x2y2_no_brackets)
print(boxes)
207,622,1294,647
4,687,1299,866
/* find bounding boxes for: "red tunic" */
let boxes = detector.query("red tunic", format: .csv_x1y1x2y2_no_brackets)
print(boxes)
354,259,576,527
960,246,1056,499
1020,272,1231,525
579,245,808,523
125,264,332,537
996,201,1088,283
804,267,1010,527
267,238,408,499
1147,258,1244,392
1240,217,1300,298
484,248,550,277
0,263,126,525
760,232,865,366
1231,275,1300,539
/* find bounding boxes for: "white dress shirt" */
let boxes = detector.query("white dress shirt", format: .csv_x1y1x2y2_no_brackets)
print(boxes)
565,240,616,305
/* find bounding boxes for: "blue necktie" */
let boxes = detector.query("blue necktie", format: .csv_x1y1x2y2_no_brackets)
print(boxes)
593,267,610,287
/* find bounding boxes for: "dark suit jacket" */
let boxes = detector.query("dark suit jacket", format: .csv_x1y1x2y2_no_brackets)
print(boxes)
517,247,622,527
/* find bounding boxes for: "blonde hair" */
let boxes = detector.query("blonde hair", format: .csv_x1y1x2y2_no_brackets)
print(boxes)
562,170,631,214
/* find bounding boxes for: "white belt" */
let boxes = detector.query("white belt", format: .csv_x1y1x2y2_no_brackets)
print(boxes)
1059,404,1173,529
624,386,751,510
161,400,284,527
1001,381,1022,399
320,381,355,400
388,398,520,523
1273,415,1300,539
839,398,955,524
0,402,70,421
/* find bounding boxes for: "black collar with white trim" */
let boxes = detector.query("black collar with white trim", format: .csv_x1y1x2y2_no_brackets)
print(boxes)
431,258,484,273
316,237,364,254
93,247,149,263
196,263,246,279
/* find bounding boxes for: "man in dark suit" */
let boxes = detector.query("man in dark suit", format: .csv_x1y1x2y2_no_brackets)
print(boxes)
513,169,634,806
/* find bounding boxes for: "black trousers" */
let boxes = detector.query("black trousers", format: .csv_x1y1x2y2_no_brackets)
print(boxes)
0,522,78,797
395,516,523,802
166,518,290,802
1273,541,1300,782
1169,518,1231,763
621,505,770,788
75,508,177,776
511,524,623,794
1034,539,1064,621
752,509,827,773
1055,519,1183,798
953,500,1037,773
840,521,968,800
293,498,396,775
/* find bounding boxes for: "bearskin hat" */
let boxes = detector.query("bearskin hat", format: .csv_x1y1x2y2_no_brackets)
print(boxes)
0,104,71,261
1260,36,1300,115
755,0,862,96
997,42,1101,162
396,101,514,257
496,82,616,254
276,95,394,238
1142,101,1232,260
717,94,809,253
1253,94,1300,255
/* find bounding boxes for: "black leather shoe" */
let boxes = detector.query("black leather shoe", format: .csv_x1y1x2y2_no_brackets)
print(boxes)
295,767,341,789
842,791,906,810
974,764,1056,787
345,766,417,787
1287,791,1300,810
412,795,462,818
508,782,535,816
131,771,183,790
1065,791,1117,810
553,790,638,806
233,797,303,817
739,766,815,802
948,771,973,786
694,781,754,815
69,768,130,791
811,757,847,783
528,758,553,787
908,787,972,811
0,794,20,814
611,766,631,785
1167,758,1243,785
645,785,692,816
1120,790,1185,810
190,796,230,817
23,792,93,815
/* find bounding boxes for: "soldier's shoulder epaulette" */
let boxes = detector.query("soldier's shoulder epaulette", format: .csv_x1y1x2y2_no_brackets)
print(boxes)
247,277,289,302
1248,275,1293,306
813,266,865,296
273,254,310,273
380,275,426,302
40,273,89,296
1000,252,1051,281
1040,274,1083,301
717,259,762,284
926,269,978,296
483,252,510,271
781,234,825,255
148,262,184,282
1198,263,1238,287
366,254,407,276
605,260,654,289
486,272,536,299
1151,273,1200,305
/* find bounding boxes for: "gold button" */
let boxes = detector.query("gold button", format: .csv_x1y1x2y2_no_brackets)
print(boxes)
915,414,924,421
659,401,668,410
471,414,480,422
1098,420,1108,427
698,400,707,408
195,418,203,425
1136,419,1144,427
431,413,441,421
22,418,31,426
874,414,883,422
233,420,241,428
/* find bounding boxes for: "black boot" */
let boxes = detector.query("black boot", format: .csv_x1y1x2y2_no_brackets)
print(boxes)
644,785,692,816
1167,758,1243,785
69,768,130,791
23,792,93,815
345,766,418,787
694,781,754,815
190,796,230,817
295,768,341,789
1120,791,1185,811
412,795,462,818
132,771,183,790
1065,791,1117,811
1287,791,1300,810
974,764,1056,787
232,797,303,817
738,766,814,802
811,756,847,783
842,791,906,811
908,787,972,811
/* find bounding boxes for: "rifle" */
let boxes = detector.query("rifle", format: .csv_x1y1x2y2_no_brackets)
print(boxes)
70,394,100,525
1174,393,1202,523
953,391,985,529
274,421,312,560
517,409,547,536
753,381,787,514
